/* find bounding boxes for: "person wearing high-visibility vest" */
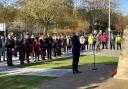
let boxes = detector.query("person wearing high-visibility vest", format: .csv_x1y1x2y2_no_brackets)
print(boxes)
88,34,94,50
115,34,122,50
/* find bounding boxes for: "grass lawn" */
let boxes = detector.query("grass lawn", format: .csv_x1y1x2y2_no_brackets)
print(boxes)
0,74,56,89
18,55,119,69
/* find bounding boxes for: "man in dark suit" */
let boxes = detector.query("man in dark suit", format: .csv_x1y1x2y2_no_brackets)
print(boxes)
24,33,32,63
45,35,53,59
0,36,2,62
72,30,82,74
6,34,15,66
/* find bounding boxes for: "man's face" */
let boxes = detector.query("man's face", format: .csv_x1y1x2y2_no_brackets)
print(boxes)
8,35,11,39
25,35,29,39
1,36,4,39
78,31,82,36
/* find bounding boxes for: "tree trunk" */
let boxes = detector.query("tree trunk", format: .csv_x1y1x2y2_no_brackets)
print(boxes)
43,22,49,35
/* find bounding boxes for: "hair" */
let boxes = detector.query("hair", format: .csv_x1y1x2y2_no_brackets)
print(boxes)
35,37,39,40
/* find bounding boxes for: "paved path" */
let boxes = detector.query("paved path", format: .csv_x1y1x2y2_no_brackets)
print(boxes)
0,67,71,77
96,49,121,57
38,64,117,89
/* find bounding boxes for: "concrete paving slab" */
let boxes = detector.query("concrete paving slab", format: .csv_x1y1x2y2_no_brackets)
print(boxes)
0,68,71,77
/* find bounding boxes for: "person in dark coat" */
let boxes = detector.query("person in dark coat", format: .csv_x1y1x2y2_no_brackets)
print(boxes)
62,36,67,52
66,36,71,52
56,39,62,56
84,34,88,51
13,36,19,57
72,30,82,74
53,39,57,57
24,33,31,63
45,35,53,59
1,36,6,61
58,37,62,55
19,39,25,65
0,37,2,62
6,34,15,66
40,37,46,60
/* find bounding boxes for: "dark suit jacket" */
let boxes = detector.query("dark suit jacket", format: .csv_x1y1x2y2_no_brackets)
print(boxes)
72,35,81,56
6,39,15,48
45,37,53,50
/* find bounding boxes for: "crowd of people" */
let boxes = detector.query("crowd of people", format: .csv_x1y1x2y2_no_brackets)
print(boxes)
0,33,72,66
0,31,122,66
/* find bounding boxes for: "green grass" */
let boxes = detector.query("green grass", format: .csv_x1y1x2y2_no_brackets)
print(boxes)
0,75,56,89
18,55,119,69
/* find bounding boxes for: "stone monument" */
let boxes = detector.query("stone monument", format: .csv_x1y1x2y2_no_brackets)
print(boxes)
114,26,128,80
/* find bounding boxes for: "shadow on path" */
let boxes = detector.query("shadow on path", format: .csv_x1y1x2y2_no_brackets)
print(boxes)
38,64,117,89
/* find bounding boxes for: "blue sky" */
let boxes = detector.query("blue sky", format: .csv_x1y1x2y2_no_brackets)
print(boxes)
1,0,16,5
117,0,128,16
4,0,128,16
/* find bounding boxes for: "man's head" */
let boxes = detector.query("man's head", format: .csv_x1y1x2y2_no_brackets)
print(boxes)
8,34,12,39
117,34,120,36
31,35,34,39
90,33,93,36
103,32,106,35
25,33,29,39
1,36,4,39
76,30,82,36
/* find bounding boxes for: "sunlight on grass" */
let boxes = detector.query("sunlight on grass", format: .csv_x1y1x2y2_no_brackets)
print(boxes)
0,75,56,89
21,55,118,69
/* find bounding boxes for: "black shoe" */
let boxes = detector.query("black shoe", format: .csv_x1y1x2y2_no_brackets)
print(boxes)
8,64,14,66
20,62,24,65
73,71,82,74
76,71,82,73
73,71,77,74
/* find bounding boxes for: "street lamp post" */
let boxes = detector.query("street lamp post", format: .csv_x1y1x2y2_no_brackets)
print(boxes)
108,0,111,49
